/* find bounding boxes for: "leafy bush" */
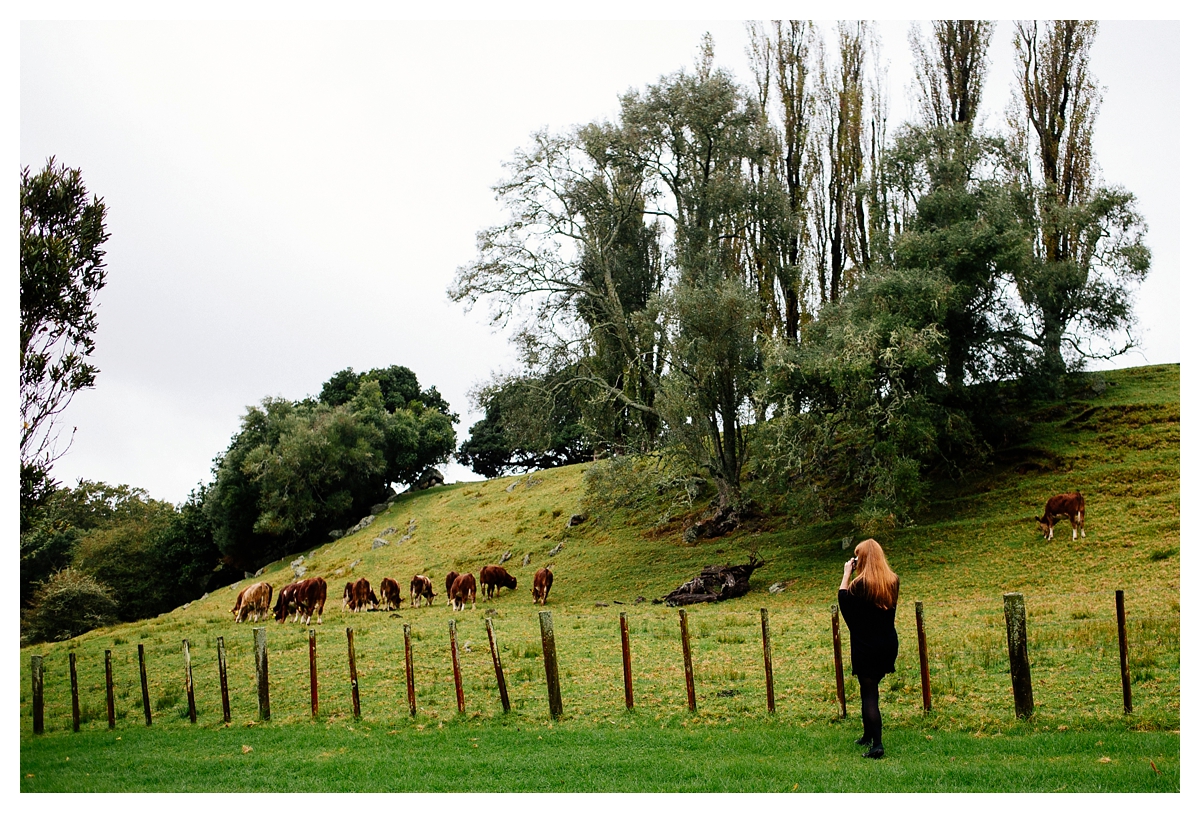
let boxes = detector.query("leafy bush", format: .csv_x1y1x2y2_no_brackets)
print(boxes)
21,568,118,643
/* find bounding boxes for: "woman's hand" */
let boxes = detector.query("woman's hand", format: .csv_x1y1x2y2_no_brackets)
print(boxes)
839,558,855,591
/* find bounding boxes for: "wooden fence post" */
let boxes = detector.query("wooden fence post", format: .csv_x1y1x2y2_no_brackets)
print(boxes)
216,636,231,724
403,624,416,717
915,601,932,714
104,650,115,730
347,627,361,719
1116,590,1133,714
538,610,563,719
182,640,197,723
1003,592,1034,719
31,655,44,735
448,619,465,714
619,612,634,711
485,618,511,713
678,609,697,713
69,652,80,732
309,628,319,719
253,627,270,721
760,608,776,714
831,603,846,718
138,644,152,726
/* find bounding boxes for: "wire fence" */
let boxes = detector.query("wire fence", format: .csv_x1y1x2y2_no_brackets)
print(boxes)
21,587,1181,734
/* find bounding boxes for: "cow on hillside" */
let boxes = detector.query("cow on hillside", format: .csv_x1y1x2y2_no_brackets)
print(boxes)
231,581,273,623
444,571,460,607
347,577,377,612
274,581,301,622
379,577,402,611
410,574,435,607
292,576,327,624
342,581,355,611
1037,492,1086,540
449,572,477,611
532,567,553,606
479,565,517,599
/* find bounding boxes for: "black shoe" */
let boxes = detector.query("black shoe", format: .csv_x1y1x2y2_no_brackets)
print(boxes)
862,745,885,759
855,735,872,746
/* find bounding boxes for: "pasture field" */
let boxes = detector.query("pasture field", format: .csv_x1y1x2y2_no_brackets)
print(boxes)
17,364,1180,792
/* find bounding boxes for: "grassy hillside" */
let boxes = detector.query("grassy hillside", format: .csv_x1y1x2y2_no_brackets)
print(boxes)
19,364,1179,791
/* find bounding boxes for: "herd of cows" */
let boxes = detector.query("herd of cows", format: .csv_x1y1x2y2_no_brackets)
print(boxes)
229,563,555,625
227,491,1084,626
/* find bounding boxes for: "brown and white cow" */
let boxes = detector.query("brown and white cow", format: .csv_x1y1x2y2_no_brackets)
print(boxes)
342,581,355,611
444,571,460,607
379,577,402,611
347,577,377,612
449,572,477,612
232,581,273,623
292,576,328,625
532,567,553,606
1037,492,1086,540
410,574,435,607
275,577,326,624
479,565,517,600
274,581,301,622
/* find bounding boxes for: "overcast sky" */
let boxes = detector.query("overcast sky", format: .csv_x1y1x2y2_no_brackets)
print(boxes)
19,16,1180,506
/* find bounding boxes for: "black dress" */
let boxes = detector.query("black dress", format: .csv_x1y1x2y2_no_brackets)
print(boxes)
838,581,899,681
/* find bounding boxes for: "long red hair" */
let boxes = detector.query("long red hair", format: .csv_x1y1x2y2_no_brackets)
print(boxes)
850,538,899,609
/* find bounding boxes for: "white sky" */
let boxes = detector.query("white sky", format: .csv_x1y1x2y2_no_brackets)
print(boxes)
18,12,1181,506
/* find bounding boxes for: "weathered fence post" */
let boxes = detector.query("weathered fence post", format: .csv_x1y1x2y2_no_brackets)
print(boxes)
138,644,152,726
216,636,231,724
760,608,776,714
346,627,361,719
31,655,44,735
485,618,511,713
448,619,465,714
69,652,80,732
104,650,115,730
182,639,197,723
831,603,846,718
538,610,563,719
403,624,416,717
619,612,634,710
253,627,270,721
1003,592,1034,719
309,628,318,719
915,601,932,714
679,609,697,712
1116,589,1133,714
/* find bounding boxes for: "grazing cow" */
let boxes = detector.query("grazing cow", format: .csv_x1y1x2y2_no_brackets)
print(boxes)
410,574,435,607
291,576,328,625
449,572,477,612
532,567,553,606
274,581,301,622
379,577,402,611
232,581,273,623
479,565,517,600
348,577,377,612
1037,492,1086,540
342,581,355,611
444,571,460,607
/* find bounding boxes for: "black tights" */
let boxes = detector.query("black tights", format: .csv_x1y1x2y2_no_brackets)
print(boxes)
858,676,882,746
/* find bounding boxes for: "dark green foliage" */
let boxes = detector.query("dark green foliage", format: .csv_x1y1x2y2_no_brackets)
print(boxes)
21,567,118,643
206,367,457,569
20,158,110,508
457,370,591,479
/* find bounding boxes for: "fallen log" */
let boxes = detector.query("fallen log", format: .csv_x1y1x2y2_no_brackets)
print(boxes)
657,555,767,607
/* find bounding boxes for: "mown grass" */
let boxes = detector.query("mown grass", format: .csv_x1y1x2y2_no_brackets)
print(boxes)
19,718,1180,792
18,364,1180,791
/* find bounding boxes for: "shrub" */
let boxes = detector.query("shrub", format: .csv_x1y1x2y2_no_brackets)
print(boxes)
21,568,118,643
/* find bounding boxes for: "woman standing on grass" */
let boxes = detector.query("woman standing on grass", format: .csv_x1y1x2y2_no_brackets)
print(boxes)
838,538,900,759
